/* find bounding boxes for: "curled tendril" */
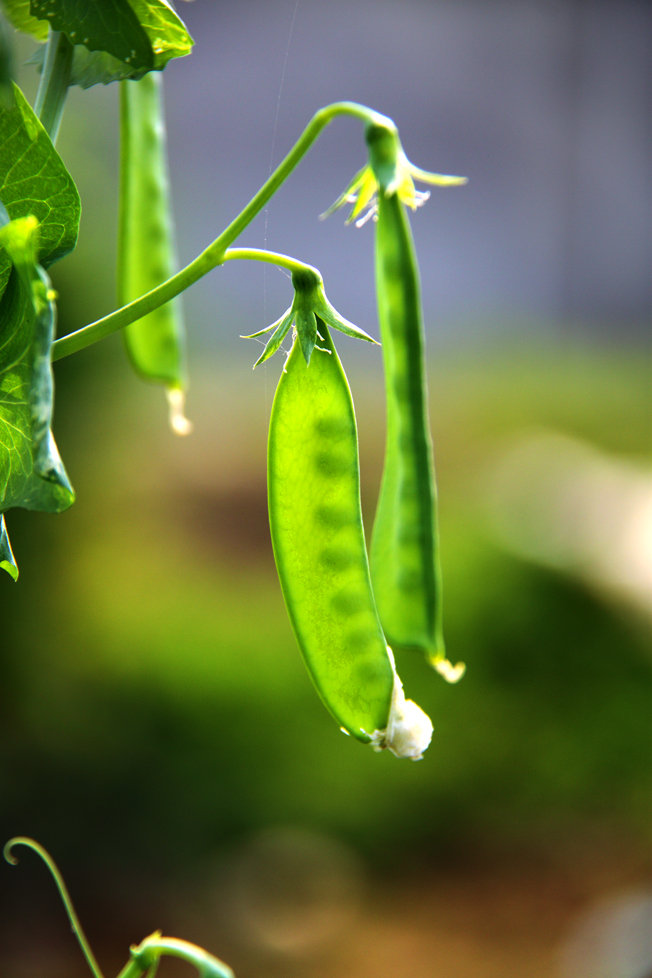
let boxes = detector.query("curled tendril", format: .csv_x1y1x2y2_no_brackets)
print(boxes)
4,836,106,978
5,838,236,978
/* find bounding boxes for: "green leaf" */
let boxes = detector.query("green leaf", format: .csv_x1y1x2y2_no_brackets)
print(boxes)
0,82,80,297
30,0,154,69
0,512,18,579
0,0,49,42
27,41,143,88
127,0,193,69
28,0,193,79
0,214,74,525
68,45,147,88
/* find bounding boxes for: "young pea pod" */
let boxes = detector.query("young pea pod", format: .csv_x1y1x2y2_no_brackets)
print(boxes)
267,318,432,758
370,190,446,662
329,123,466,680
118,72,190,434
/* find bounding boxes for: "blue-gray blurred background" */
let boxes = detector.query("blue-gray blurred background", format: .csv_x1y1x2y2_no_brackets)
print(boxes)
1,2,650,977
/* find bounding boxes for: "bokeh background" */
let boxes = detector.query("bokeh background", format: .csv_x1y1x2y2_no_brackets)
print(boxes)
1,2,650,977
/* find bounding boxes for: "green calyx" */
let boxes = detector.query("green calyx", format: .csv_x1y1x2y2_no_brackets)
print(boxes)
242,268,378,367
324,121,468,227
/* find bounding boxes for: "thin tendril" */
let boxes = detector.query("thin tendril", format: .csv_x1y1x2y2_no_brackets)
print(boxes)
4,837,106,978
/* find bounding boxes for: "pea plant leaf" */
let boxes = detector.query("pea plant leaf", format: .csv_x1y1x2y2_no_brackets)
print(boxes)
28,0,193,80
0,82,80,299
0,512,18,580
0,0,49,42
127,0,193,68
0,210,75,579
65,46,151,88
26,41,144,89
30,0,153,68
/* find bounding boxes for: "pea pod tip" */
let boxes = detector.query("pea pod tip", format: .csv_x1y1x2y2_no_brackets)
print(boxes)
166,387,193,436
430,656,466,684
366,647,434,761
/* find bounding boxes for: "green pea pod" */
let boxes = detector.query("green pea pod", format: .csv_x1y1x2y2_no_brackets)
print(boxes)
370,192,463,681
118,72,190,433
268,320,433,758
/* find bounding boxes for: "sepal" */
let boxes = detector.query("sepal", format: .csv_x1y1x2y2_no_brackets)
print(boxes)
243,268,377,367
325,121,467,226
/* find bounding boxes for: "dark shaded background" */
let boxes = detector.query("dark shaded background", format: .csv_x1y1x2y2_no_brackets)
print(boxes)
1,2,650,977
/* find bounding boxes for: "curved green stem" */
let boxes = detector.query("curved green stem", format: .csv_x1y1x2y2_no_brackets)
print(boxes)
52,248,319,361
34,30,73,143
52,239,222,360
3,837,105,978
52,101,393,361
223,247,318,278
117,934,234,978
216,101,393,248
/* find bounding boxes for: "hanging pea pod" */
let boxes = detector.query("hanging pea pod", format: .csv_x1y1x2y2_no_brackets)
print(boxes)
118,71,190,434
370,189,448,662
368,127,465,679
265,308,432,759
327,123,466,680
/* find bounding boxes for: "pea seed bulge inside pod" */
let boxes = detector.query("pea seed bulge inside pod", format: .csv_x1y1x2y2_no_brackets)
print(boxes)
267,327,433,758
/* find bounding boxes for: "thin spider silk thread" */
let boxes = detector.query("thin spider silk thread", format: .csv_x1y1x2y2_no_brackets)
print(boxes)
261,0,301,381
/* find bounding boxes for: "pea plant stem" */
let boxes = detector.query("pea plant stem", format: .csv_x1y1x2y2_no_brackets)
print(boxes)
51,101,392,362
215,101,393,248
34,30,73,143
116,935,234,978
51,247,316,361
222,247,317,277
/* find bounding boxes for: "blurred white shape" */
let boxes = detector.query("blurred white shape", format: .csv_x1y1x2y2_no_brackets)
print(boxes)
486,429,652,619
558,888,652,978
166,386,194,436
222,825,364,955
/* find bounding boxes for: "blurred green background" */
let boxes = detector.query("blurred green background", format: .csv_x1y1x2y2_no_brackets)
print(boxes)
1,3,651,978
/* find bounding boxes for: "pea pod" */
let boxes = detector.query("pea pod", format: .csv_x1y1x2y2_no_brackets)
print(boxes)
118,72,190,433
369,190,446,664
326,124,466,680
267,320,432,758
